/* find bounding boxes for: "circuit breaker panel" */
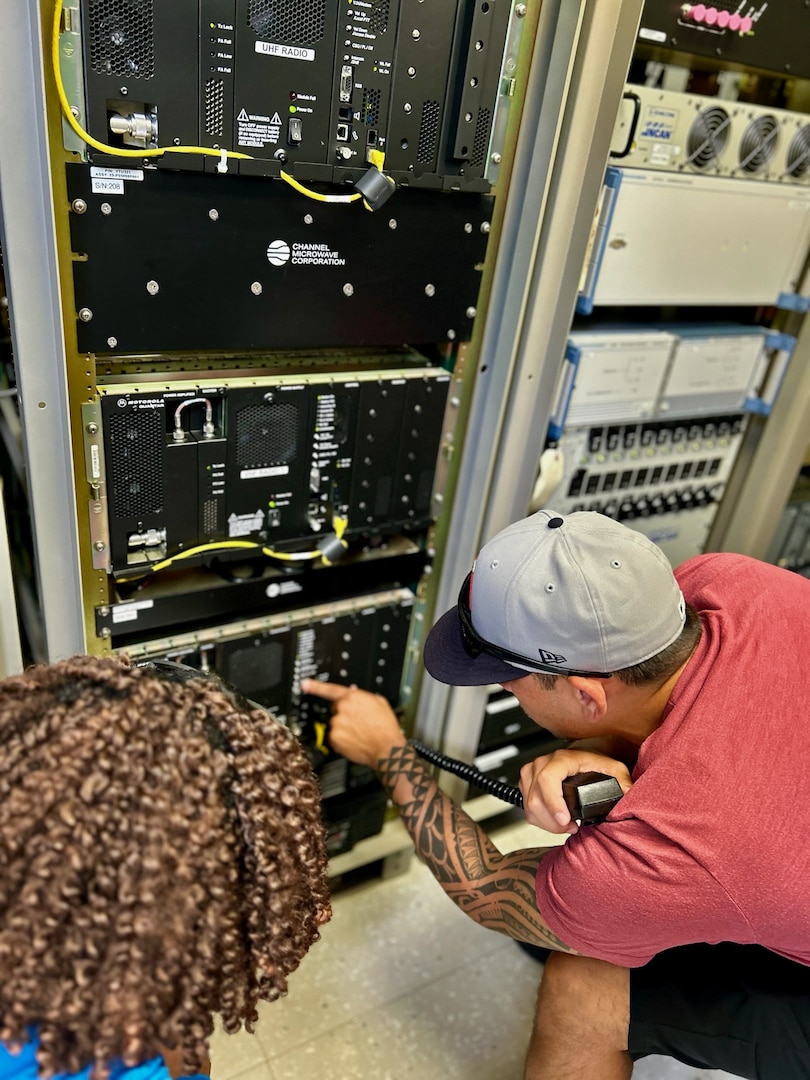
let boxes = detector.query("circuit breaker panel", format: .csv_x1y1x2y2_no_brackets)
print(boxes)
544,325,785,566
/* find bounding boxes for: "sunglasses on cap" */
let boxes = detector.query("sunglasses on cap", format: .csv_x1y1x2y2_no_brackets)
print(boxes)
456,572,612,680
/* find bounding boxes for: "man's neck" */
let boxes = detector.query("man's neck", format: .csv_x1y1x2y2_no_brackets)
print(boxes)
609,661,689,746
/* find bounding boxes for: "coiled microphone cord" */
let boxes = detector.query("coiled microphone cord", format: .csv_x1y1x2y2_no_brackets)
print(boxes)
408,739,524,808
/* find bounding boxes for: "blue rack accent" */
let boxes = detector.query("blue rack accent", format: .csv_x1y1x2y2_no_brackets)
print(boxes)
576,166,622,316
548,343,579,441
776,292,810,313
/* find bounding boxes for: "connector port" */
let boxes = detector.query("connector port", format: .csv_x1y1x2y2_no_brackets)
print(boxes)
367,129,378,146
339,65,353,103
336,122,350,142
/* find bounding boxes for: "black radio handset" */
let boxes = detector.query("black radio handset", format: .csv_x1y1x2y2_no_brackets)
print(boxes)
408,740,623,825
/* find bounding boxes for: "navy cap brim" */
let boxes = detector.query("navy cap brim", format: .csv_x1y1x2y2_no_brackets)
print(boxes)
422,607,529,686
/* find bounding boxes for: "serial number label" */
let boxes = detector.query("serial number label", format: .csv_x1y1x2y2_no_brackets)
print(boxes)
90,178,125,195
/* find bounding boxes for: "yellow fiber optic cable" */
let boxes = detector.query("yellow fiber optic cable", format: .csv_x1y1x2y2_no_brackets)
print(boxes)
279,170,362,203
52,0,251,165
115,533,333,583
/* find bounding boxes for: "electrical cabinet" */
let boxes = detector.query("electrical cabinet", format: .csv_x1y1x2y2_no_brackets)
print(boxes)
2,0,808,849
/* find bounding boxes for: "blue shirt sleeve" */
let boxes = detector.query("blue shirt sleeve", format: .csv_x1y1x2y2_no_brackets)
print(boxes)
0,1038,206,1080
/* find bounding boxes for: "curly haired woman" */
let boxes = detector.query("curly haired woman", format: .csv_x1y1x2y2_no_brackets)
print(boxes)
0,655,331,1080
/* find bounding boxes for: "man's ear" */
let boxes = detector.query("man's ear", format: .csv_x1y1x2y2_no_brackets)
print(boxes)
567,676,609,722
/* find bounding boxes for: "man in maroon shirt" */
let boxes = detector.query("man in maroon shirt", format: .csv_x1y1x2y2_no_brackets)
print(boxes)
304,509,810,1079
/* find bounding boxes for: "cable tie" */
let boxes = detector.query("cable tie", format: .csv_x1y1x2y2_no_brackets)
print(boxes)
217,148,229,173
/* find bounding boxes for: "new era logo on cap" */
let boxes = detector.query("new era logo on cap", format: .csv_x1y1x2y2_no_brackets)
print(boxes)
538,648,567,665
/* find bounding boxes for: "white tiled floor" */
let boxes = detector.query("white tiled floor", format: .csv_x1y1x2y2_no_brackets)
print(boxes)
209,815,740,1080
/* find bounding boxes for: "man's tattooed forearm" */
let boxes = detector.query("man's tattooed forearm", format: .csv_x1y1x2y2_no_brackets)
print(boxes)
376,745,578,953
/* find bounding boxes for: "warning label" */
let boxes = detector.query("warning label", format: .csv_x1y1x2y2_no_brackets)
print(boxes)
228,509,265,537
237,108,282,148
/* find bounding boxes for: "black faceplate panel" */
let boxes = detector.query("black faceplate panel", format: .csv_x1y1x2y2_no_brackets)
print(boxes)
67,164,492,352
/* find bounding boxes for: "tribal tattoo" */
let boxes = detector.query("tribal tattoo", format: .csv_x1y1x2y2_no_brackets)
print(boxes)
376,744,579,954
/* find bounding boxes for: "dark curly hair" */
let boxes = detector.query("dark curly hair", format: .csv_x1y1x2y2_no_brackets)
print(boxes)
0,655,331,1078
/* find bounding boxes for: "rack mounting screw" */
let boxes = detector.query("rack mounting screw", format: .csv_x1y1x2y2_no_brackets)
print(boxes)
71,198,87,214
78,307,93,322
466,306,477,318
491,152,502,164
98,606,110,618
100,627,112,639
250,281,263,295
146,280,160,295
94,541,106,552
85,422,98,435
515,4,527,15
481,221,491,233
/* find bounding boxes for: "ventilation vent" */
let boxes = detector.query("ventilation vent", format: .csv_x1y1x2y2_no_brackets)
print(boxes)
226,638,284,694
204,79,225,138
685,106,730,169
362,88,381,127
370,0,391,34
247,0,325,43
236,401,300,469
107,409,163,516
202,498,220,536
373,475,393,518
417,100,441,165
738,114,779,173
88,0,155,79
470,107,491,167
786,125,810,179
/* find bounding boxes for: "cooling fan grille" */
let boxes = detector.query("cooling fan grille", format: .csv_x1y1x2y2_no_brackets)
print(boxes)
686,106,731,169
738,114,780,173
786,125,810,179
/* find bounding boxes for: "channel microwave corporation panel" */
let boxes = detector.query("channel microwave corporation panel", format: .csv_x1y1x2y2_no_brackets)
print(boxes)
63,0,516,189
125,587,415,856
577,167,810,311
635,1,810,79
89,366,451,575
66,164,492,354
611,86,810,185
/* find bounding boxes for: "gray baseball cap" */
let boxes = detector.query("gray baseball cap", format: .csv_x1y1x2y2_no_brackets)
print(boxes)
423,510,686,686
